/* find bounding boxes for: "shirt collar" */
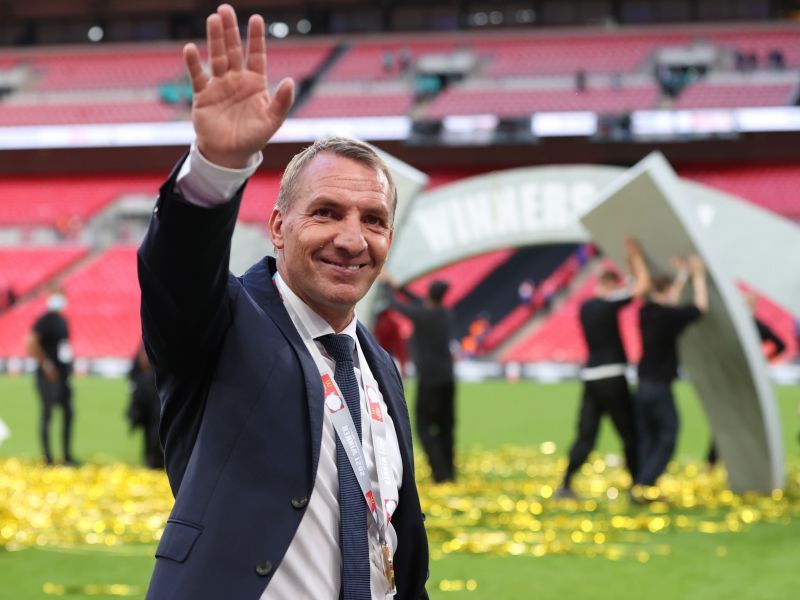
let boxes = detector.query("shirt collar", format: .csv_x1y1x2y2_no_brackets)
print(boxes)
273,271,359,343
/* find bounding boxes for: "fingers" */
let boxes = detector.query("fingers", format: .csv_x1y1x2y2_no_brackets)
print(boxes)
219,4,243,71
207,13,228,78
246,14,267,77
270,78,296,121
688,255,705,273
183,43,208,93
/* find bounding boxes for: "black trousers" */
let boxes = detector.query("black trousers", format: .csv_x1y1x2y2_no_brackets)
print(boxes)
36,374,74,463
141,412,165,470
634,380,678,486
563,375,638,486
416,377,455,482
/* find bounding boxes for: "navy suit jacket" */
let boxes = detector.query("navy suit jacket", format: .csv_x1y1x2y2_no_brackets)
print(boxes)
138,159,429,599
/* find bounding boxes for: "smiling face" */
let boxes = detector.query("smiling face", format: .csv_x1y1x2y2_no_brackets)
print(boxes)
269,152,393,331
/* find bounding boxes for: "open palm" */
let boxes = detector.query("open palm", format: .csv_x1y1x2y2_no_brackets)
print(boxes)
184,4,295,168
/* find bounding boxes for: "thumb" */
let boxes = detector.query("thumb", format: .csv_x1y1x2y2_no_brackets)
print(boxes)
269,78,296,122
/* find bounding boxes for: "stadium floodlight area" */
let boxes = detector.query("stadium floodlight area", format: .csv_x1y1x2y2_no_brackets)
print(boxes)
581,153,785,493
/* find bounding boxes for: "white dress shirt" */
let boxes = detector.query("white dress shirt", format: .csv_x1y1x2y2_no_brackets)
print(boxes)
176,144,403,600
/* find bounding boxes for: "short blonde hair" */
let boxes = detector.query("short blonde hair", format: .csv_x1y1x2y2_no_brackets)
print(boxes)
276,136,398,221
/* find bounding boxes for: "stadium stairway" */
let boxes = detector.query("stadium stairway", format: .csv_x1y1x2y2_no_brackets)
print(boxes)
450,244,577,340
488,255,599,361
287,42,358,117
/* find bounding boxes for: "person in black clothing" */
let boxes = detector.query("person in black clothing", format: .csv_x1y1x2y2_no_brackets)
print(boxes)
383,276,456,483
557,238,651,499
25,284,77,466
127,343,164,470
706,291,786,467
633,255,708,494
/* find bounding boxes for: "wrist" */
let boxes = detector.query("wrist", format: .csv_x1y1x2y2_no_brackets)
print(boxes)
196,143,256,170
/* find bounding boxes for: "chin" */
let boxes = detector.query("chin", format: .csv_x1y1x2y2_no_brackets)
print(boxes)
324,284,370,307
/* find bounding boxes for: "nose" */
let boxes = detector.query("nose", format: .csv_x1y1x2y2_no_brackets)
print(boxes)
333,214,368,255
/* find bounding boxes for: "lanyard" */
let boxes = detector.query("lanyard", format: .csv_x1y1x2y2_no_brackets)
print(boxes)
277,280,399,549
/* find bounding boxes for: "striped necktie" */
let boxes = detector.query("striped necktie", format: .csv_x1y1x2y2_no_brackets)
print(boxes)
318,333,371,600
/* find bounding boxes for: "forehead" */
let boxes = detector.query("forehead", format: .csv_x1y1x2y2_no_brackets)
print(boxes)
295,152,391,206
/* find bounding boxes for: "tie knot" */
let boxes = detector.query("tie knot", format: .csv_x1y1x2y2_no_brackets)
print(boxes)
318,334,355,365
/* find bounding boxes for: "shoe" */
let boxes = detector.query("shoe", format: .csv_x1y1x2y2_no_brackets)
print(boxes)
63,457,81,467
555,486,578,500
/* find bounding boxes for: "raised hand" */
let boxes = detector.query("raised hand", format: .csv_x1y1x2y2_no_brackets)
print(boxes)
670,256,688,272
687,254,706,275
183,4,295,168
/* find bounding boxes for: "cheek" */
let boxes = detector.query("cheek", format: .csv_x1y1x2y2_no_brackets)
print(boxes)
291,227,325,257
369,234,391,261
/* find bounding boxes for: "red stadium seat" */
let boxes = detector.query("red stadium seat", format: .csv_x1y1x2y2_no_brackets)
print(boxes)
324,41,458,82
678,164,800,220
0,175,163,226
406,249,515,308
0,246,89,296
424,85,660,118
675,82,796,109
475,33,691,77
0,246,141,359
0,101,179,126
294,92,414,118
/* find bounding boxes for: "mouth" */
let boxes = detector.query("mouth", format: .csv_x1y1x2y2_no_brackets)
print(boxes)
320,258,368,273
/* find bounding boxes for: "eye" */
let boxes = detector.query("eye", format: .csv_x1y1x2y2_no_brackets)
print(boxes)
364,214,386,227
314,207,334,219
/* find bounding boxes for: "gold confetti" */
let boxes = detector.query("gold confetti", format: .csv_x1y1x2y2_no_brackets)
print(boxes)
416,448,800,562
0,459,172,551
1,448,799,569
43,583,142,596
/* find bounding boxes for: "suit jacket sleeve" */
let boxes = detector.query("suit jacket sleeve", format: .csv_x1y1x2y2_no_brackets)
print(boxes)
137,154,246,376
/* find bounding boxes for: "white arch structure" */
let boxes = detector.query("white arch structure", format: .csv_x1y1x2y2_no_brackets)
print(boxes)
380,152,799,493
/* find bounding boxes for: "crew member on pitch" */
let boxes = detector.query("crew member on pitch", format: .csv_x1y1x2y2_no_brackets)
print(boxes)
26,284,77,466
557,237,650,499
633,255,707,497
383,277,457,483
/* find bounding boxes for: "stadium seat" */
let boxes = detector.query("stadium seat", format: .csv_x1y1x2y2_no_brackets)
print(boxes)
324,41,458,82
0,101,179,126
474,33,691,77
678,164,800,220
0,175,163,226
675,82,796,109
424,85,660,118
294,91,414,118
0,246,141,359
406,249,515,308
0,246,89,296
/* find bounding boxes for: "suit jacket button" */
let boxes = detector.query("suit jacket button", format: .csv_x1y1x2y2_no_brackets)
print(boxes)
291,496,309,509
255,560,273,577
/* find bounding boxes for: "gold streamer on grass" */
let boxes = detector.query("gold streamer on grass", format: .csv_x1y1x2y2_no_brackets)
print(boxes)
0,458,172,551
2,447,799,568
42,583,143,596
417,446,800,562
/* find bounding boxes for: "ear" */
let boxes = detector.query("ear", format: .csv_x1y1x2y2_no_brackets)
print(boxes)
268,208,285,250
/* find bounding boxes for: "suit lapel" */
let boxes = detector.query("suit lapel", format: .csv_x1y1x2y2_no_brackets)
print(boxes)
241,257,325,479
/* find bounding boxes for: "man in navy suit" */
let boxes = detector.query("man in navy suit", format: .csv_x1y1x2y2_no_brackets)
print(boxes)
137,5,429,599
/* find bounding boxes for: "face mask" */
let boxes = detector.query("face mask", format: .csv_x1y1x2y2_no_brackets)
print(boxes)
47,294,67,312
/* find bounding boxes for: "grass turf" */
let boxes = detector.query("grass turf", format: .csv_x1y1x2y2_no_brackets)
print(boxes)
1,375,799,599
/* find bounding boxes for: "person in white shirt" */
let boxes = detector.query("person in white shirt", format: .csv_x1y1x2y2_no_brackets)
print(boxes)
137,5,429,599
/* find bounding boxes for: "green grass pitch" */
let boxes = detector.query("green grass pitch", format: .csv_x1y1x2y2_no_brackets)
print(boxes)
1,375,799,599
